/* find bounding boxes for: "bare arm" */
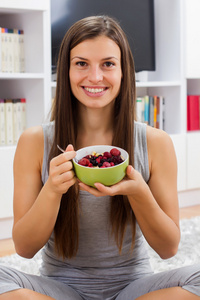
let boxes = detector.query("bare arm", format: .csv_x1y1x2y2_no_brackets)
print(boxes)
127,127,180,258
12,126,76,258
79,126,180,259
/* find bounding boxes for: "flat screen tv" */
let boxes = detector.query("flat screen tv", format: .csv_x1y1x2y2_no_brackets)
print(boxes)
51,0,155,74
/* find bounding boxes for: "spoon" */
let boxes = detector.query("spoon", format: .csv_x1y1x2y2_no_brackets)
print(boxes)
57,144,78,164
57,144,65,153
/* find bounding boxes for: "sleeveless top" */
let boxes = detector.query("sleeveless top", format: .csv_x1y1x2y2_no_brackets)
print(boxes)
40,121,153,289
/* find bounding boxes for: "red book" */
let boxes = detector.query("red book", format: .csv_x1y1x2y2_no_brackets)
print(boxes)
187,95,200,131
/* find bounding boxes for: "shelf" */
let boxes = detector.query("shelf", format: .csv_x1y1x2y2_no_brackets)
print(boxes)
136,81,181,88
186,76,200,80
51,81,57,88
0,73,45,79
0,0,49,13
186,130,200,135
0,0,51,237
0,145,16,151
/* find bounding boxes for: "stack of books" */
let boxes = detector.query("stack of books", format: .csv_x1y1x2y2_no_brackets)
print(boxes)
0,98,26,145
136,95,165,130
187,95,200,131
0,27,25,73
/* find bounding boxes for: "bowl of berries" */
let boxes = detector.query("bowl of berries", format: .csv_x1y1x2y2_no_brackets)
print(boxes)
73,145,129,187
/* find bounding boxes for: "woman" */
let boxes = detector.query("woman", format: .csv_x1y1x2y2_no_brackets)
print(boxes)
0,15,199,300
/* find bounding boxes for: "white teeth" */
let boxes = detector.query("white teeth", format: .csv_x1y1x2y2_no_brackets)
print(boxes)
84,87,105,93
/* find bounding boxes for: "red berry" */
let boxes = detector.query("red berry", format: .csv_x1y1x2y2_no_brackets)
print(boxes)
78,158,90,166
111,156,118,164
103,161,111,168
96,156,102,164
104,151,112,158
110,148,121,156
78,148,124,168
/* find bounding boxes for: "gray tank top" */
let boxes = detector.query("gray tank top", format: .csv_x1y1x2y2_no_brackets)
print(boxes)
40,121,153,290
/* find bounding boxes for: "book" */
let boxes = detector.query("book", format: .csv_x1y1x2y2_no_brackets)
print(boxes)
0,27,25,73
144,95,150,124
5,99,14,145
149,96,154,127
12,99,21,143
135,94,165,130
4,28,9,72
13,29,20,72
1,28,7,72
136,97,145,122
155,96,165,130
0,98,27,145
21,98,26,131
187,95,200,131
0,99,6,145
159,96,165,130
8,29,14,73
19,30,25,72
153,96,157,128
155,96,160,129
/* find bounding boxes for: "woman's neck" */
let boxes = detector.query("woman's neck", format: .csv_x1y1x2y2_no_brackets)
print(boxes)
76,106,114,149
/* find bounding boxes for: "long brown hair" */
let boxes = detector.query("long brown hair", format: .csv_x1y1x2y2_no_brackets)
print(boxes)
49,15,136,258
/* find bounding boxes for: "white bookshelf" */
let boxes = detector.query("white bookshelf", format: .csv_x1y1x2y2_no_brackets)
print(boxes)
51,0,200,207
1,0,200,239
136,0,200,207
0,0,51,239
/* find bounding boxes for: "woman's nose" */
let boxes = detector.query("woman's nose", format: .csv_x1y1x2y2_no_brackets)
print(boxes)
88,66,103,83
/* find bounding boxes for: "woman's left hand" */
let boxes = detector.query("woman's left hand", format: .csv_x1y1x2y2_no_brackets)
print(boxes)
78,165,147,197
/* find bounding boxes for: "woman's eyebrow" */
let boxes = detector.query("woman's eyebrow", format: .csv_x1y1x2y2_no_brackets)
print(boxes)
71,56,88,61
71,56,119,61
102,56,120,61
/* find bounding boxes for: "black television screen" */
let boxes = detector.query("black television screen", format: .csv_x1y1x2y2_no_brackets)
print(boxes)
51,0,155,73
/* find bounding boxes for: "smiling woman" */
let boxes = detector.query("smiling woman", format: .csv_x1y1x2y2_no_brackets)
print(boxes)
0,15,200,300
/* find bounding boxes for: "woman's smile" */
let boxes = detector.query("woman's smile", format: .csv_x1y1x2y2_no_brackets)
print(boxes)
82,86,108,97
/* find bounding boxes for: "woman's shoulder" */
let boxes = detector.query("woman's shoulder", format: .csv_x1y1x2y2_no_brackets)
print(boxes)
146,125,173,146
19,125,44,146
15,125,44,171
146,125,176,168
18,121,54,148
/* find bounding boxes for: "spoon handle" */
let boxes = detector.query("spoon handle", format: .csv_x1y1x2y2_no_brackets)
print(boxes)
57,144,65,153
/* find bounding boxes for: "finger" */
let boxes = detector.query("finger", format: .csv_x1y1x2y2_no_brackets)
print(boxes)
65,144,74,152
63,143,76,160
126,165,135,179
51,169,75,186
55,150,76,165
60,177,77,193
58,161,74,174
94,183,116,195
79,182,107,197
60,170,76,183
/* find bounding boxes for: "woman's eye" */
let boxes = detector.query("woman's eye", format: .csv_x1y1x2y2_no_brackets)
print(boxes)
76,61,87,67
103,61,114,67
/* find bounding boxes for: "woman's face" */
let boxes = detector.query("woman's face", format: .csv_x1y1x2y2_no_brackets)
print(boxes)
69,35,122,109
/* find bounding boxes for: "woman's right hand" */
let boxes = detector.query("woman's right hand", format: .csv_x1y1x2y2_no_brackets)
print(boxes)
12,128,77,258
47,144,77,197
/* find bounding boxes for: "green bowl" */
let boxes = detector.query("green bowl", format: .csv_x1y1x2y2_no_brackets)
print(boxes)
73,145,129,187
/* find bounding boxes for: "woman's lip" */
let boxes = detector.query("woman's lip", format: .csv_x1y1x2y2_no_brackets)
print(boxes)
83,86,107,92
82,86,108,96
